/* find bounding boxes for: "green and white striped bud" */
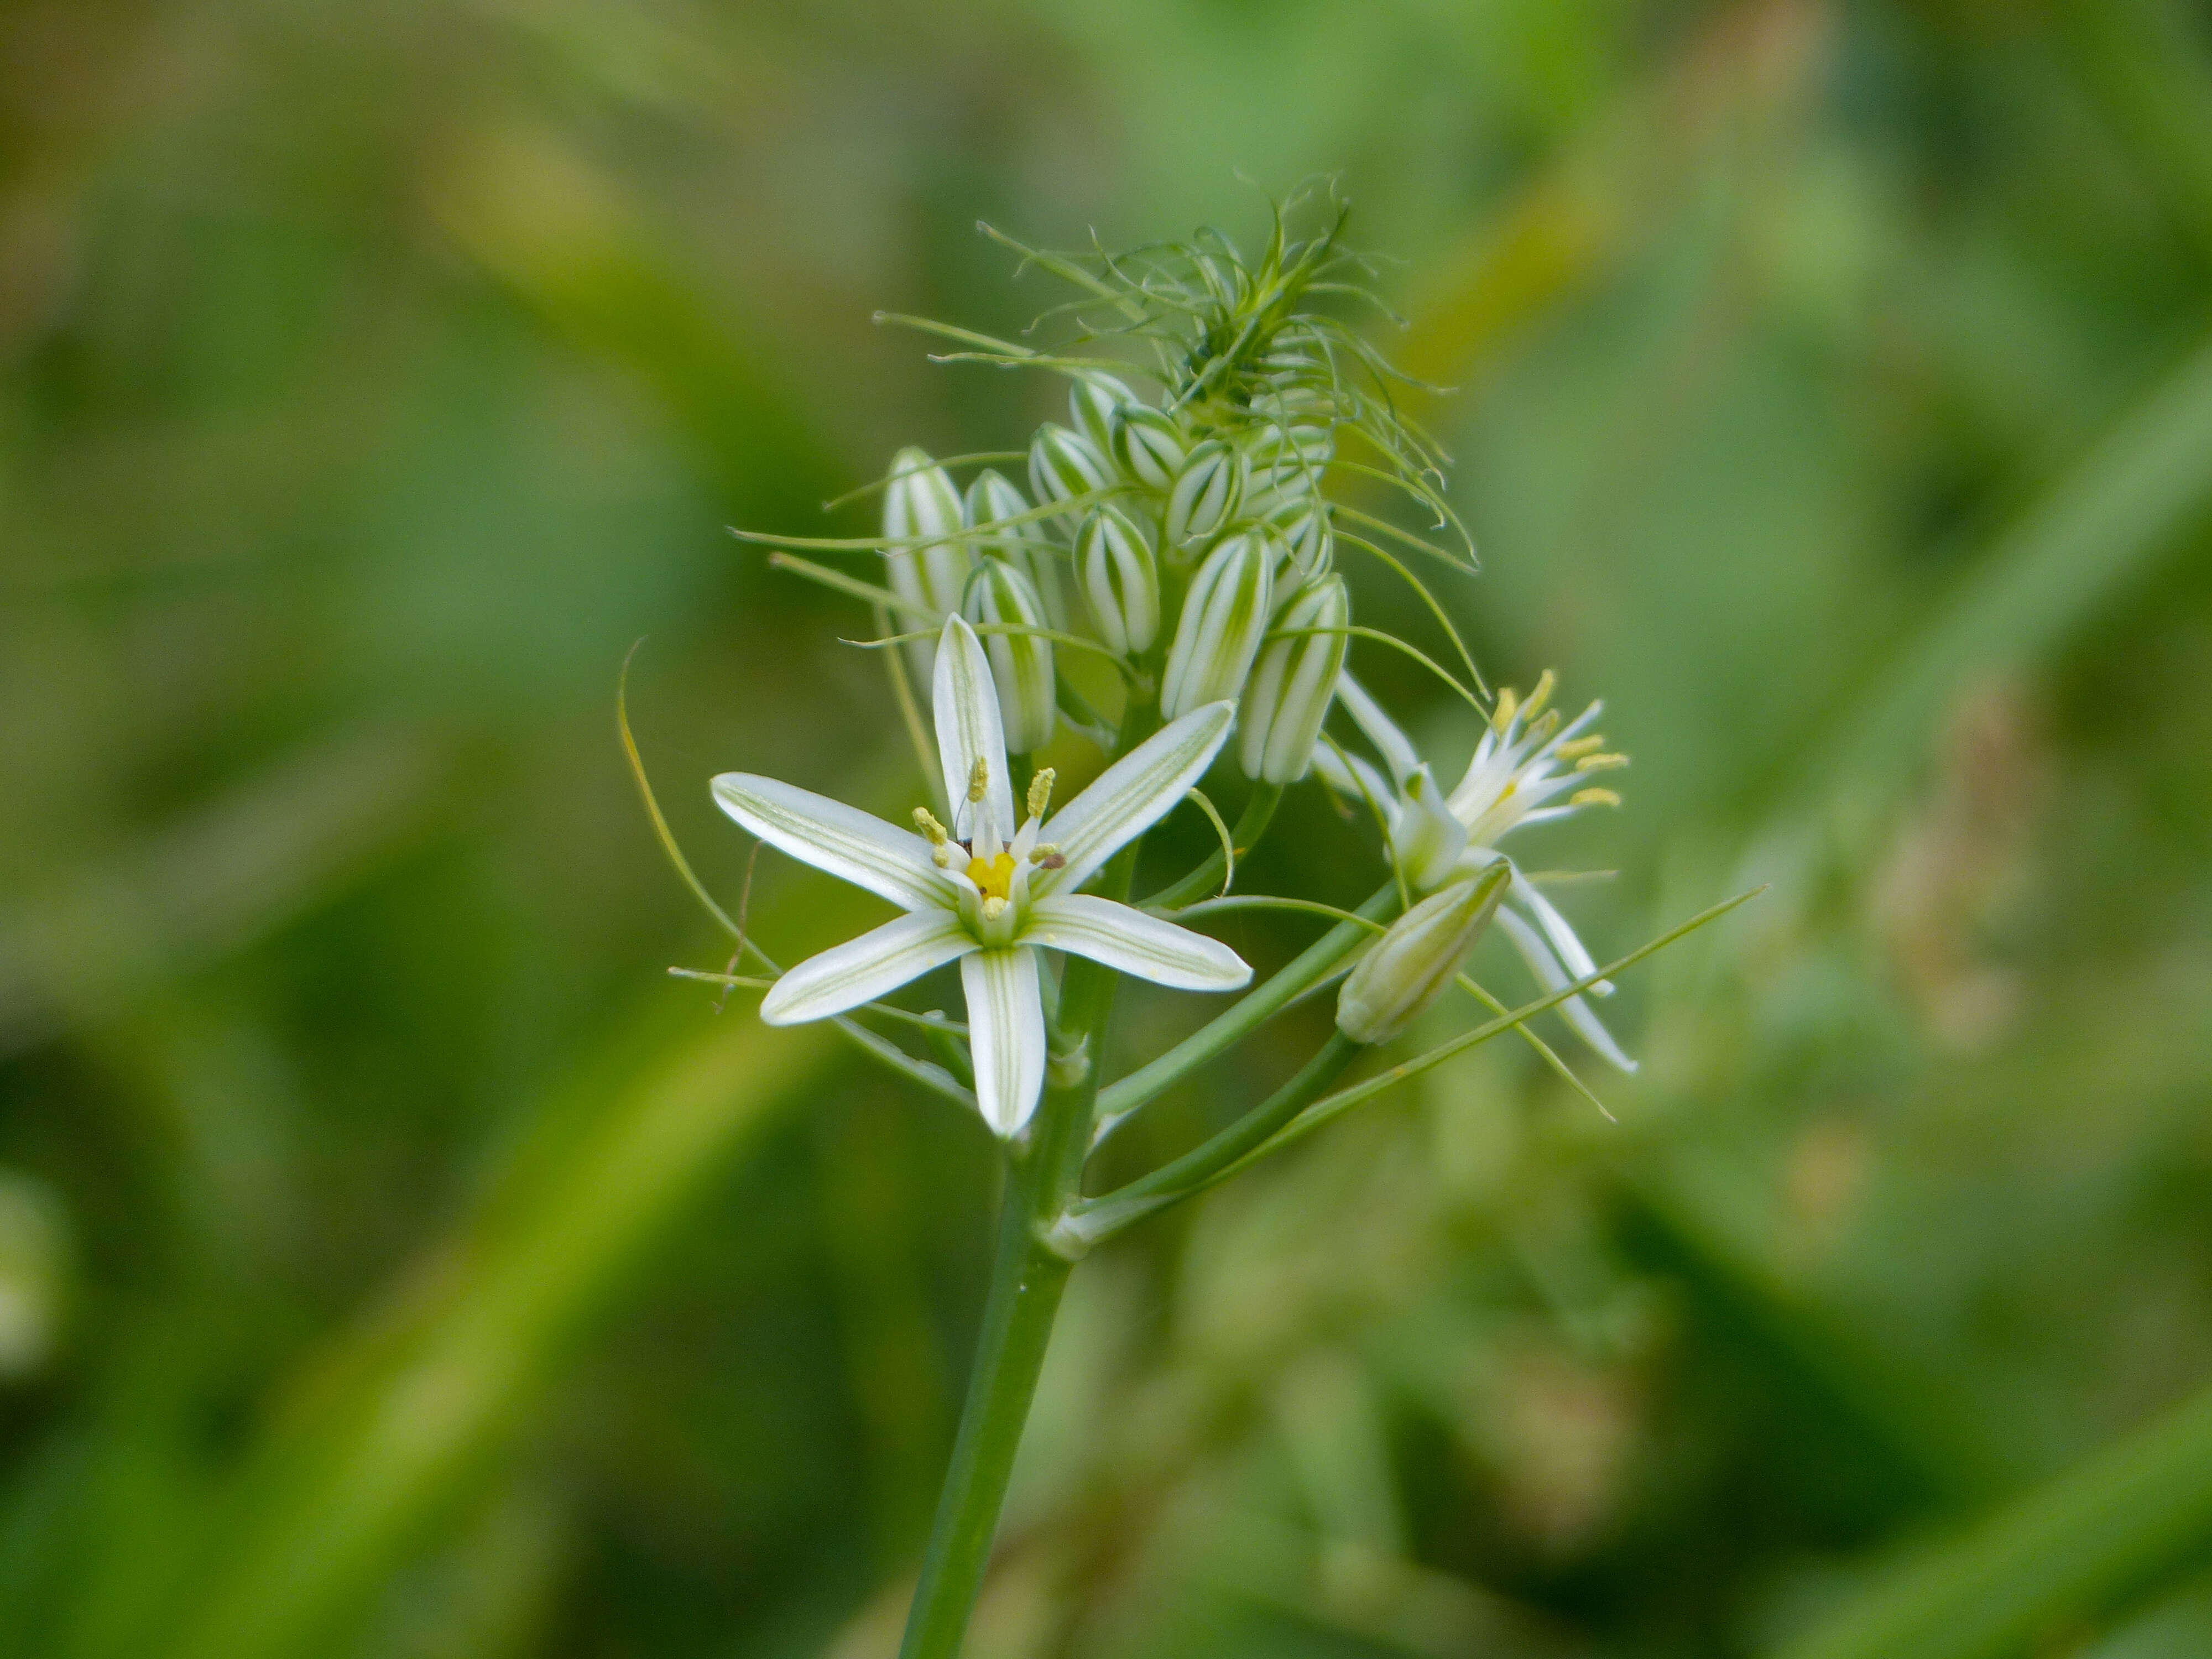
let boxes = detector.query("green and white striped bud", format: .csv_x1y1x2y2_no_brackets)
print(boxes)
1238,575,1348,783
1070,371,1138,454
1160,529,1276,719
1109,404,1187,491
882,446,970,618
962,557,1056,754
1241,422,1334,517
1076,504,1159,658
1271,500,1334,579
966,468,1065,628
1164,438,1245,557
1028,422,1113,528
1335,861,1511,1046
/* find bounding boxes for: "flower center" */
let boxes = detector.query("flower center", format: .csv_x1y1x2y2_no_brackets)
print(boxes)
966,850,1018,901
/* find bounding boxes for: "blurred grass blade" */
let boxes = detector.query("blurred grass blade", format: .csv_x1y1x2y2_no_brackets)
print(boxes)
143,1011,833,1659
1776,1380,2212,1659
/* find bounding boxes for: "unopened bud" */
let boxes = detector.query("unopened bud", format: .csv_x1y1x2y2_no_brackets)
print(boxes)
1163,439,1245,556
962,558,1057,754
882,446,969,617
1160,529,1276,719
1241,423,1333,519
1075,505,1160,658
1028,423,1112,528
966,468,1065,628
1335,862,1511,1045
1271,500,1334,579
1069,371,1138,453
1109,404,1187,490
1238,576,1348,783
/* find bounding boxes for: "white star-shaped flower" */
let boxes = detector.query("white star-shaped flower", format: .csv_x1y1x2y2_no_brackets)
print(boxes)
713,616,1252,1135
1313,670,1637,1071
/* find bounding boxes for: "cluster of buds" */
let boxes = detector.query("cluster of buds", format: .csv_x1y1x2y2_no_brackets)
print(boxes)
735,197,1641,1107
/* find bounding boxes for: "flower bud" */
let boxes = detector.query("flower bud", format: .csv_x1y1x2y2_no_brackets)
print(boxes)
882,446,970,617
1164,438,1245,556
1109,404,1187,491
1241,422,1333,518
962,557,1056,754
1160,529,1275,719
1335,862,1511,1045
966,468,1066,628
1076,504,1159,658
1069,371,1138,453
1271,500,1333,579
1028,422,1112,527
1238,575,1348,783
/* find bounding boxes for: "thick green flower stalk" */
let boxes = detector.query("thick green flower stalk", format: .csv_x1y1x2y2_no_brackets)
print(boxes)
660,192,1751,1658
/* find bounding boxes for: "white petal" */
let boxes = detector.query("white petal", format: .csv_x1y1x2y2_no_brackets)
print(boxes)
1336,672,1421,788
1024,894,1252,990
1513,873,1609,990
760,910,978,1024
713,774,957,912
962,947,1047,1136
1034,701,1235,895
933,615,1014,838
1496,908,1637,1072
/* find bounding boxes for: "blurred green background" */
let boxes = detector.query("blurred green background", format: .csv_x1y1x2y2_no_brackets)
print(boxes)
5,2,2212,1656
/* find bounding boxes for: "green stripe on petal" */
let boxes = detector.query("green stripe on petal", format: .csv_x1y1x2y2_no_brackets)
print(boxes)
1022,894,1250,990
712,774,957,912
962,947,1047,1136
933,615,1014,837
1034,701,1235,895
760,910,978,1025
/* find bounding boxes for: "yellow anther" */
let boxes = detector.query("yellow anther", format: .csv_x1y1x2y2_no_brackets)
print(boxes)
1571,787,1621,808
1576,752,1629,773
1026,767,1056,820
1528,709,1560,744
968,758,989,804
966,850,1018,901
913,807,950,844
1554,736,1606,760
1521,669,1557,723
1490,686,1519,733
1028,842,1065,868
980,895,1008,921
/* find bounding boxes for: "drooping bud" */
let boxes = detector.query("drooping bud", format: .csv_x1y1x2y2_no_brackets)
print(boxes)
1335,861,1511,1045
881,446,969,618
1271,499,1334,579
1075,504,1160,658
1069,371,1138,453
1028,422,1112,528
966,468,1065,628
1160,529,1276,719
1238,575,1348,783
1109,404,1187,491
1163,439,1245,557
962,557,1057,754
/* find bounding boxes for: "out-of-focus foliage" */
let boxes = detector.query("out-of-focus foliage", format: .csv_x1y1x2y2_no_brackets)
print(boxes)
3,2,2211,1656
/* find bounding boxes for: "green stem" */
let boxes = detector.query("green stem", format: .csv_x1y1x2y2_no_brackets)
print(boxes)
1137,782,1282,910
1090,879,1400,1146
894,690,1160,1659
1065,1032,1364,1246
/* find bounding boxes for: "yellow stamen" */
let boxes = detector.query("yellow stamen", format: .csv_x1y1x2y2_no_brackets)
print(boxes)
966,850,1018,901
980,895,1008,921
1521,669,1557,723
1554,736,1606,759
1026,767,1056,820
913,807,954,867
1571,787,1621,808
1577,753,1629,773
1491,686,1519,734
968,758,989,804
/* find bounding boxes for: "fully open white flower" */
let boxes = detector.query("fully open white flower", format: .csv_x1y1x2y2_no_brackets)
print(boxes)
1312,670,1637,1071
713,617,1251,1136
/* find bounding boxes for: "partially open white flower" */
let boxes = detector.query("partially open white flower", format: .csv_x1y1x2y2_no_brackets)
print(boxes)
713,617,1251,1136
1313,671,1636,1071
